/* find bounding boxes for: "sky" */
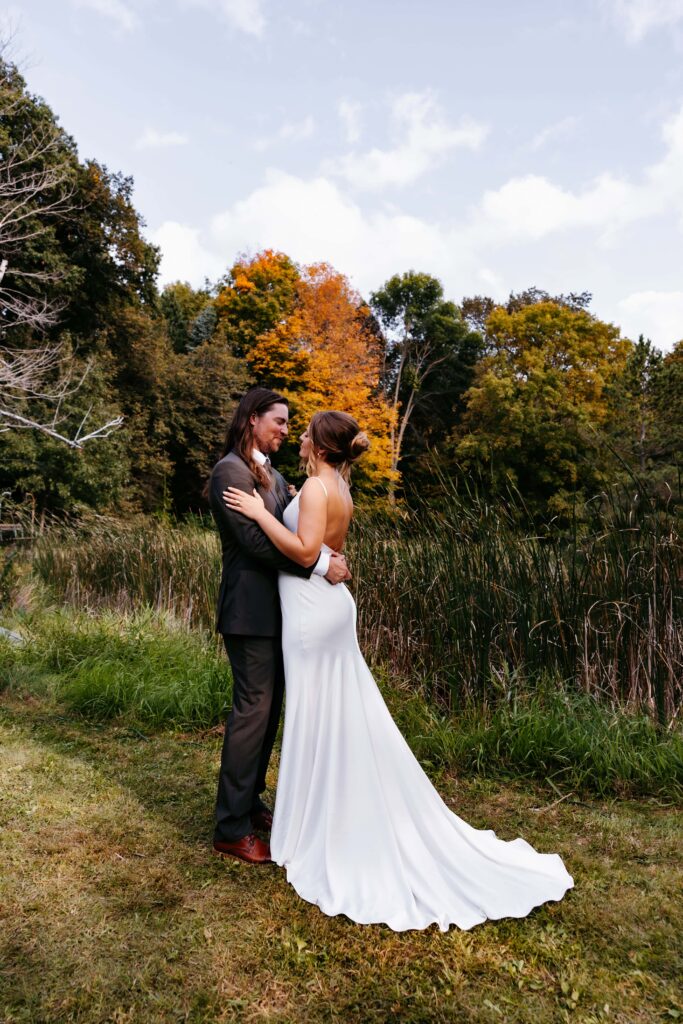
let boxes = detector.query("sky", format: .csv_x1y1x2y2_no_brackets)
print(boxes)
4,0,683,351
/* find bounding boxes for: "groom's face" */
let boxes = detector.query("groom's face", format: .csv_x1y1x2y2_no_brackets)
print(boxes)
252,403,289,454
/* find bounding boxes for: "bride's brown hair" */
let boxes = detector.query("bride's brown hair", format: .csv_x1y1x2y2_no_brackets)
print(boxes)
306,411,370,483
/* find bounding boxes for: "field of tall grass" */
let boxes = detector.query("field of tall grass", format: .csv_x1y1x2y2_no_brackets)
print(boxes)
2,608,681,797
29,485,682,726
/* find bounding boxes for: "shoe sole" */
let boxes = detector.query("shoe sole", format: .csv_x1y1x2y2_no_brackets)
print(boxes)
213,847,273,865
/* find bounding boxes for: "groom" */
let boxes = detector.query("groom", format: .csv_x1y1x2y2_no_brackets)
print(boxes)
209,387,350,864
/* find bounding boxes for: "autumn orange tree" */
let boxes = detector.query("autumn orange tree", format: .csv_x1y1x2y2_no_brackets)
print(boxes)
216,252,395,496
214,250,300,358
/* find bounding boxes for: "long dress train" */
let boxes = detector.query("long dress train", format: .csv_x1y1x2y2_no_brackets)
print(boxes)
271,491,573,932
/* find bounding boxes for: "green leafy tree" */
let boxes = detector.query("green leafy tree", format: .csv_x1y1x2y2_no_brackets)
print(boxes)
370,271,480,501
603,336,666,478
0,51,173,512
453,300,630,518
0,341,129,510
461,288,592,350
160,282,212,353
655,339,683,502
0,53,127,483
166,340,249,511
104,307,174,511
58,160,160,345
188,303,218,350
0,51,79,344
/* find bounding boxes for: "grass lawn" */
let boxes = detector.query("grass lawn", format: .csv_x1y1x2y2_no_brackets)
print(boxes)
1,693,681,1024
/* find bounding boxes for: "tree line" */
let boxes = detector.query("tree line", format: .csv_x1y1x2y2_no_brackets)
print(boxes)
1,52,681,522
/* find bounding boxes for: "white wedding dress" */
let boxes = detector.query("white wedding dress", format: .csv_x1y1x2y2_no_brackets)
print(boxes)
271,484,573,932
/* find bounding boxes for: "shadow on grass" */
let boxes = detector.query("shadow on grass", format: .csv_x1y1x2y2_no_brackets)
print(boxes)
2,694,682,1024
0,696,222,847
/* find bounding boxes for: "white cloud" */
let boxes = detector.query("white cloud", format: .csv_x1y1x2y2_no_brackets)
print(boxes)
254,115,315,151
149,103,683,354
183,0,266,36
471,172,640,244
338,99,363,144
135,128,189,150
469,100,683,245
530,115,579,152
604,0,683,41
150,222,225,286
326,90,488,190
646,102,683,224
617,290,683,349
209,170,451,292
71,0,138,33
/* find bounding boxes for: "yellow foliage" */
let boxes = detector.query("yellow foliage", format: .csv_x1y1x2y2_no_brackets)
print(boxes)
454,300,631,509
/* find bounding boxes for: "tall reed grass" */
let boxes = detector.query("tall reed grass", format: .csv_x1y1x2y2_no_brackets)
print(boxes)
30,486,682,724
352,487,682,724
2,611,680,796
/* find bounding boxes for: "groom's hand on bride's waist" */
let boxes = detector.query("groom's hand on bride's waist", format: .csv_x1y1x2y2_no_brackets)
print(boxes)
325,553,351,585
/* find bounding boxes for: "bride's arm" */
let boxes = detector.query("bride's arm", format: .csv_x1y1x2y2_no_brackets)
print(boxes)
224,479,327,567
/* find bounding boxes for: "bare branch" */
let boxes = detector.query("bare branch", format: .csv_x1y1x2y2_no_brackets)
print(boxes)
0,408,123,448
0,73,77,339
0,52,122,449
0,288,66,330
0,342,124,447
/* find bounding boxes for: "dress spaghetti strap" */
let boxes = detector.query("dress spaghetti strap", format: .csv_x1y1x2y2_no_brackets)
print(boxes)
309,476,328,498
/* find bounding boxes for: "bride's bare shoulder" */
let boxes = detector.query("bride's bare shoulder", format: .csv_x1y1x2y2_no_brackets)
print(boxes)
299,476,328,500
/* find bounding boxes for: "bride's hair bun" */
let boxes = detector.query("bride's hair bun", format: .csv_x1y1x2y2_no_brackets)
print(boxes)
348,430,370,461
307,411,370,480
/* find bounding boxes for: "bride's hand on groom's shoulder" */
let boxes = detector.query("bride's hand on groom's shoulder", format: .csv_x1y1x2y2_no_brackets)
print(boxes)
223,486,266,521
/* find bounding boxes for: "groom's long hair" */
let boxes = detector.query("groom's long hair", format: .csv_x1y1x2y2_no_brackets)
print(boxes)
221,387,289,489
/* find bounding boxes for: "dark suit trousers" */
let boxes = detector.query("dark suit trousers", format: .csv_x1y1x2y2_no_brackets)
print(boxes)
214,634,284,842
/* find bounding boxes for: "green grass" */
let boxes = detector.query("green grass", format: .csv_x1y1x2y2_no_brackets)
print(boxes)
393,686,683,799
2,609,681,799
0,609,229,728
0,692,681,1024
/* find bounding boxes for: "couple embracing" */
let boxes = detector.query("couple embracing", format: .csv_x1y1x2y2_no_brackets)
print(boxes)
209,387,573,932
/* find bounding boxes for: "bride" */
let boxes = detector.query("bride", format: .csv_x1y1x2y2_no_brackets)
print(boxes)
224,410,573,932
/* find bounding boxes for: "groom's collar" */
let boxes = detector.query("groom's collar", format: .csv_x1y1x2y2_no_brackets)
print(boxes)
252,448,268,466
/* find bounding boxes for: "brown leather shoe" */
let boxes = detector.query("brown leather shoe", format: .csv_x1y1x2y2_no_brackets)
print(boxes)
251,807,273,832
213,833,272,864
